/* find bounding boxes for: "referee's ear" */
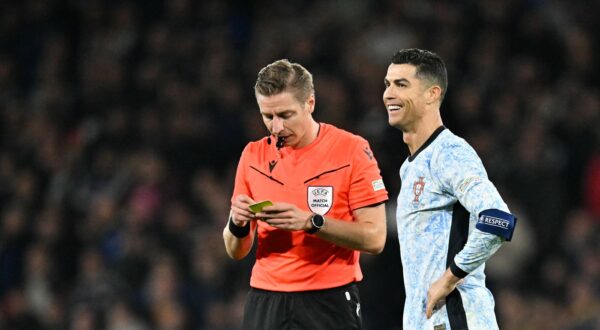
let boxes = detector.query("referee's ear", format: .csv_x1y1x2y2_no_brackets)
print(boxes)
306,94,316,114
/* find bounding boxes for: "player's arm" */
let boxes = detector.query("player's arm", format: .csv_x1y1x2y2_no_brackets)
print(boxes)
256,202,386,254
433,142,517,275
449,198,515,276
223,194,258,260
425,209,512,318
426,142,516,318
425,186,513,318
446,157,515,276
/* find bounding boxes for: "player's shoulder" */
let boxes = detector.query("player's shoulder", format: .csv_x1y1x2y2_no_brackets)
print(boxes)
432,128,478,161
434,128,466,146
432,129,477,156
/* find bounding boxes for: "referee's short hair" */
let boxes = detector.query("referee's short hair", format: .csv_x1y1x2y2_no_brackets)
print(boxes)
255,59,314,104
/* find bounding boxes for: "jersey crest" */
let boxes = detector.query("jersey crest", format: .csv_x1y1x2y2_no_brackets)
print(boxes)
412,177,426,203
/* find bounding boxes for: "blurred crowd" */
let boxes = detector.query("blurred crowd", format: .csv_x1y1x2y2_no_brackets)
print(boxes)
0,0,599,329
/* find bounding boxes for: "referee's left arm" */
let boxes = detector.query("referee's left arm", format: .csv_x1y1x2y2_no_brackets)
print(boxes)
314,202,387,255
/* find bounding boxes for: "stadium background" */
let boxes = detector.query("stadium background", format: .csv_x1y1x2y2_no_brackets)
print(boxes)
0,0,599,329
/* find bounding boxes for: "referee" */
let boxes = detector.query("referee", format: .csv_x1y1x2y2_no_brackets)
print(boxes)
223,59,389,329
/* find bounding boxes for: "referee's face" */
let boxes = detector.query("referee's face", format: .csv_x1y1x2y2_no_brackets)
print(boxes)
257,91,315,149
383,64,428,132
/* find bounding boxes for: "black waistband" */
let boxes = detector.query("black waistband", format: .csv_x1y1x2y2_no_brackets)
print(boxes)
250,282,357,296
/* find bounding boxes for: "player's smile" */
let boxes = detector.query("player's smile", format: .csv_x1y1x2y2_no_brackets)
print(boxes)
385,96,414,126
386,103,404,113
387,104,402,112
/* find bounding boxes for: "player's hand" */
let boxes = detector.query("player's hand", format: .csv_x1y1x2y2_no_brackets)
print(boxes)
230,194,256,226
256,202,312,231
426,269,462,319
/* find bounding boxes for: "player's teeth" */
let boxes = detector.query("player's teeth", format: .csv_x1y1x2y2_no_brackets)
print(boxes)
389,105,401,111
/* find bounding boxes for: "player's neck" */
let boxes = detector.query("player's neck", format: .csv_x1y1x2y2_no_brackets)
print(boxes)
403,115,443,155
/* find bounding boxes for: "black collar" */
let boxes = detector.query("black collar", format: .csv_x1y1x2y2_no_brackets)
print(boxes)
408,126,446,162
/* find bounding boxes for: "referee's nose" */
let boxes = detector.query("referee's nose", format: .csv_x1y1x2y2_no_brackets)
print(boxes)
272,116,284,135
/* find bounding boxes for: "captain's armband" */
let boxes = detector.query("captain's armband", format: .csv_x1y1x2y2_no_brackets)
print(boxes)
476,209,517,241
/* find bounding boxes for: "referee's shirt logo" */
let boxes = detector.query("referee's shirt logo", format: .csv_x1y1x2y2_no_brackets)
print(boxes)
307,186,333,215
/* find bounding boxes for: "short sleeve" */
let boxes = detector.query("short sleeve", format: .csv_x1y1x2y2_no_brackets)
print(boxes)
348,138,388,210
231,144,252,204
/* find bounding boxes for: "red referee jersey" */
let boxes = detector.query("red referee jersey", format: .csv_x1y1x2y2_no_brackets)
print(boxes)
231,123,388,291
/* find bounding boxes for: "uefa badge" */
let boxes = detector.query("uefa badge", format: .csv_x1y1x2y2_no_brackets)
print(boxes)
307,186,333,215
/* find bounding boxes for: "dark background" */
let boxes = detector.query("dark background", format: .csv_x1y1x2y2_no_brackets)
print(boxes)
0,0,599,329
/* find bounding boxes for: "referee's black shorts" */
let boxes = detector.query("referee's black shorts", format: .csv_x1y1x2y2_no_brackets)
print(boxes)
242,282,362,330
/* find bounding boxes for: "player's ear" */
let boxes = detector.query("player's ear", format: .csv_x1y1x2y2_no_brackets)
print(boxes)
426,85,442,105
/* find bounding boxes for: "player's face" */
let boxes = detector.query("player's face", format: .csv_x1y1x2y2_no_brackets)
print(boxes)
257,91,315,148
383,64,429,131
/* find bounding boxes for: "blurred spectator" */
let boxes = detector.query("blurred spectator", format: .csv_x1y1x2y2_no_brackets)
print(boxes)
0,206,29,298
485,200,536,285
584,152,600,218
106,300,148,330
1,288,42,330
23,243,54,321
69,249,130,328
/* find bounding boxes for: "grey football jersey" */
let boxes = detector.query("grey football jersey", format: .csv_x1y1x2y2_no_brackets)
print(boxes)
397,127,508,330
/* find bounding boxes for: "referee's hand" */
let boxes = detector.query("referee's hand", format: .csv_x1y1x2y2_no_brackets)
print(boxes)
426,269,462,319
231,194,257,226
256,202,312,231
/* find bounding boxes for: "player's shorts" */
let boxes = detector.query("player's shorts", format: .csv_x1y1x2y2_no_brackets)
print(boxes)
242,282,362,330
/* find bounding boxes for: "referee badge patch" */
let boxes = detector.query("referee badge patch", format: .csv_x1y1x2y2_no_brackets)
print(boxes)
372,179,385,191
307,186,333,215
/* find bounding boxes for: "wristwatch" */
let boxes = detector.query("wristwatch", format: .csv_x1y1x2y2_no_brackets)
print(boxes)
306,214,325,234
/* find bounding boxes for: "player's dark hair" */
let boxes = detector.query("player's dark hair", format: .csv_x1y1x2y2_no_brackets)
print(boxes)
255,59,314,103
391,48,448,101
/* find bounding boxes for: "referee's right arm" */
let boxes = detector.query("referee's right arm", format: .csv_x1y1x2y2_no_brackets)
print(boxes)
223,194,257,260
